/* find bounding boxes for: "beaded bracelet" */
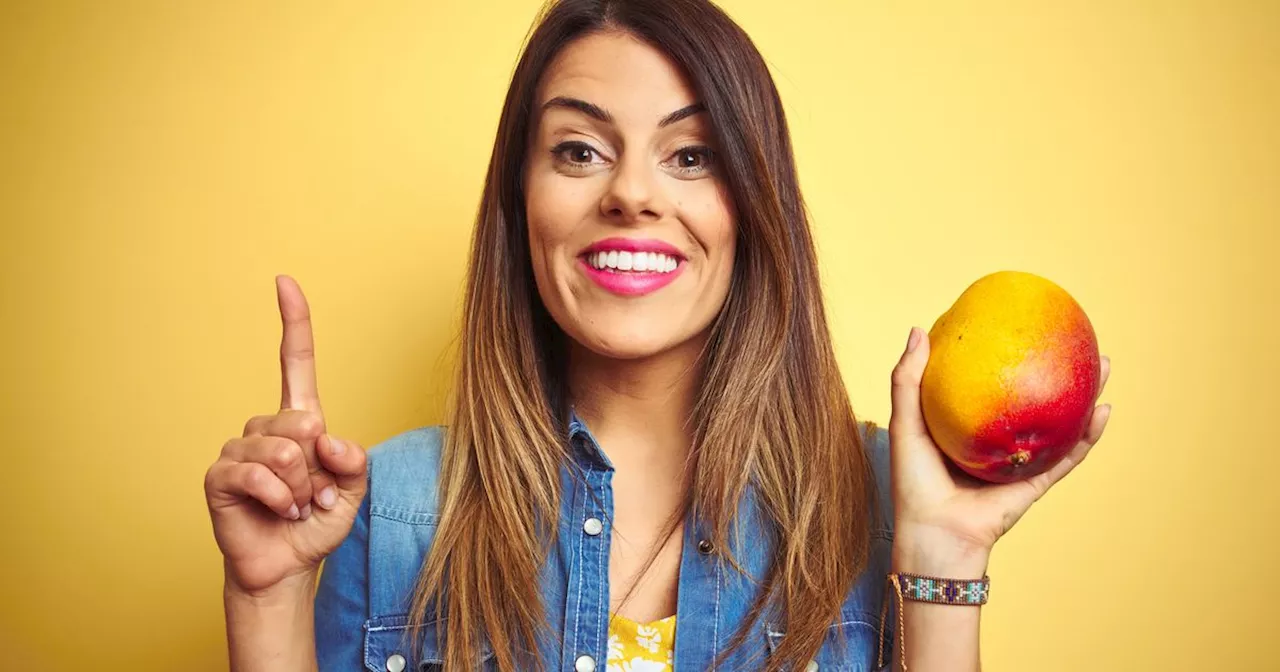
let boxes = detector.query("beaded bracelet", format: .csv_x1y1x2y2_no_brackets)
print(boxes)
895,572,990,605
877,573,991,671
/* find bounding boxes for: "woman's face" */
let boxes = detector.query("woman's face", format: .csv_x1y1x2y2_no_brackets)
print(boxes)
524,31,737,362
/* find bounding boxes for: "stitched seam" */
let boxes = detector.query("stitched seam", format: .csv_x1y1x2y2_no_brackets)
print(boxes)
713,557,721,669
369,506,441,525
596,468,604,660
368,623,411,633
835,619,877,629
362,620,374,672
572,464,590,660
765,619,878,638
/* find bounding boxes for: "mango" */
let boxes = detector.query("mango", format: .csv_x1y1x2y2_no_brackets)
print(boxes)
921,271,1101,484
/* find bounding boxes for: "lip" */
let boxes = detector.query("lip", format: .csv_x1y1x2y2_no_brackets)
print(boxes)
580,237,686,258
578,237,686,297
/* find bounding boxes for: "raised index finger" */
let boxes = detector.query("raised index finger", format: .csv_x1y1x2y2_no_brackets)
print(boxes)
276,275,321,413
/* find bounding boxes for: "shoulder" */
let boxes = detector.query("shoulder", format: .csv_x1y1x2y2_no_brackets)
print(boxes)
365,425,447,523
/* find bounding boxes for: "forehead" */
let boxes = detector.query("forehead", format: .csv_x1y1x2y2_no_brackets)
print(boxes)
535,31,700,125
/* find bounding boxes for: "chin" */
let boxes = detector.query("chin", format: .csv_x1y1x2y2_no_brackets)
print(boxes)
571,325,681,362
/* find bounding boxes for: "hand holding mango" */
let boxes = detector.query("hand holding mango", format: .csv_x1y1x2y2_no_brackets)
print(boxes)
920,271,1102,484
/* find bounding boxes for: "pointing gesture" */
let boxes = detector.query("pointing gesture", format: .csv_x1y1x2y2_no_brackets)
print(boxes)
205,276,368,594
278,276,321,414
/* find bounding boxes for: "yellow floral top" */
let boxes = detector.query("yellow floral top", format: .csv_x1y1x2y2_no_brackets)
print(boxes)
606,613,676,672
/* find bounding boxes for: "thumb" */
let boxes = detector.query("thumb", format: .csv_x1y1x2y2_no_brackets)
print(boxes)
889,327,931,443
316,434,368,505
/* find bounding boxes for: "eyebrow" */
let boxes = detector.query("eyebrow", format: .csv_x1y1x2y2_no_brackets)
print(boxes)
541,96,707,128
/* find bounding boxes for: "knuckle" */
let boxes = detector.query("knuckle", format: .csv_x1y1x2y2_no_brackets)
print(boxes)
220,437,240,458
270,439,303,470
243,463,272,490
242,415,269,437
296,412,325,438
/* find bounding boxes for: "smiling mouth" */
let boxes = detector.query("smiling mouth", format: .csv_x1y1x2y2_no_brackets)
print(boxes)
581,250,681,274
581,248,680,272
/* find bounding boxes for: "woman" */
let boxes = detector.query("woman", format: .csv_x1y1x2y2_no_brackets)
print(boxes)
205,0,1112,670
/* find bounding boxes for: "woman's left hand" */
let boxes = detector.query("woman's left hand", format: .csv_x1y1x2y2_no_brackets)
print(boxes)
886,327,1112,574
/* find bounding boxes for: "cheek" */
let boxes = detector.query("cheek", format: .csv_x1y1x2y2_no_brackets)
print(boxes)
679,181,737,282
524,173,593,280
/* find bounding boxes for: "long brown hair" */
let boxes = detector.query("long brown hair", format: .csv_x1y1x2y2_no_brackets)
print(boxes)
409,1,877,669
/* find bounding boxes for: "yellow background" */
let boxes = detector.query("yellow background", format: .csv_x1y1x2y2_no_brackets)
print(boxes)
2,1,1276,669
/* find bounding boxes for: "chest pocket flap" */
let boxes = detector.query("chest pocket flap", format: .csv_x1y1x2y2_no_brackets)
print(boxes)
766,616,892,672
363,614,495,672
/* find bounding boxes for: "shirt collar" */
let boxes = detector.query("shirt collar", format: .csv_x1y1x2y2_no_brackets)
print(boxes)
567,406,614,471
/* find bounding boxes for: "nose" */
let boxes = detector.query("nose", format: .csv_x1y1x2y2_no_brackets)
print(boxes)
599,154,667,224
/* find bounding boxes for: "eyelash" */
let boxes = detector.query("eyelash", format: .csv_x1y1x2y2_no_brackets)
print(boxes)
549,141,716,176
550,141,603,169
668,146,715,175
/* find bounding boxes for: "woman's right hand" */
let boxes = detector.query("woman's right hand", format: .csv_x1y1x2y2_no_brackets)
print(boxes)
205,276,368,595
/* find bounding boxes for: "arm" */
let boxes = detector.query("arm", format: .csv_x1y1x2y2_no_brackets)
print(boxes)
885,327,1111,671
888,534,989,671
225,571,320,672
222,485,370,672
205,277,370,672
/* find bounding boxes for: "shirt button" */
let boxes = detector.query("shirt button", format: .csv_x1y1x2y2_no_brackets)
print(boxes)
575,654,597,672
386,653,407,672
697,538,714,554
805,660,819,672
583,517,603,536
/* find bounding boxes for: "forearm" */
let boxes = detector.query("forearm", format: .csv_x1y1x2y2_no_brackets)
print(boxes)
224,570,320,672
889,533,989,672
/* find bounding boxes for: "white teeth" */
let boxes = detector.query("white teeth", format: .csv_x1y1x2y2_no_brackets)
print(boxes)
587,249,681,273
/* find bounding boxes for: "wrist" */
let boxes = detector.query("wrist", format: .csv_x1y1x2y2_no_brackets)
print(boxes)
224,565,318,607
222,566,319,672
892,524,992,579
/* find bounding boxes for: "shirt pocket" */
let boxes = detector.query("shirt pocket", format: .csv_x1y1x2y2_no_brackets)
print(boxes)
363,613,497,672
765,616,892,672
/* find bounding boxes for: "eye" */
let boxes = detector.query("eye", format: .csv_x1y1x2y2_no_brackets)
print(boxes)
676,149,704,167
666,145,716,175
551,141,604,167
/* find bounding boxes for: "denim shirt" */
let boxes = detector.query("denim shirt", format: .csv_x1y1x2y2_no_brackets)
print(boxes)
315,415,895,671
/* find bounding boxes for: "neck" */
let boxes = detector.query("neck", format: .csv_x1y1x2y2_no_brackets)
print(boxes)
566,335,706,466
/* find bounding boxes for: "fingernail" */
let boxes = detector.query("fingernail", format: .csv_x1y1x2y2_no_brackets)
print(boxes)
906,328,922,353
317,486,337,510
327,435,345,457
300,504,313,520
287,503,300,520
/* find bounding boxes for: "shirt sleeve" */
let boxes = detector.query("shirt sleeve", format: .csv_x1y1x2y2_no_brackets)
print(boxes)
314,493,371,671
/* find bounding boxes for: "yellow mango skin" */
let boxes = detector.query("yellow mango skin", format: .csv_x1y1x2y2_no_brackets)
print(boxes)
921,271,1100,483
